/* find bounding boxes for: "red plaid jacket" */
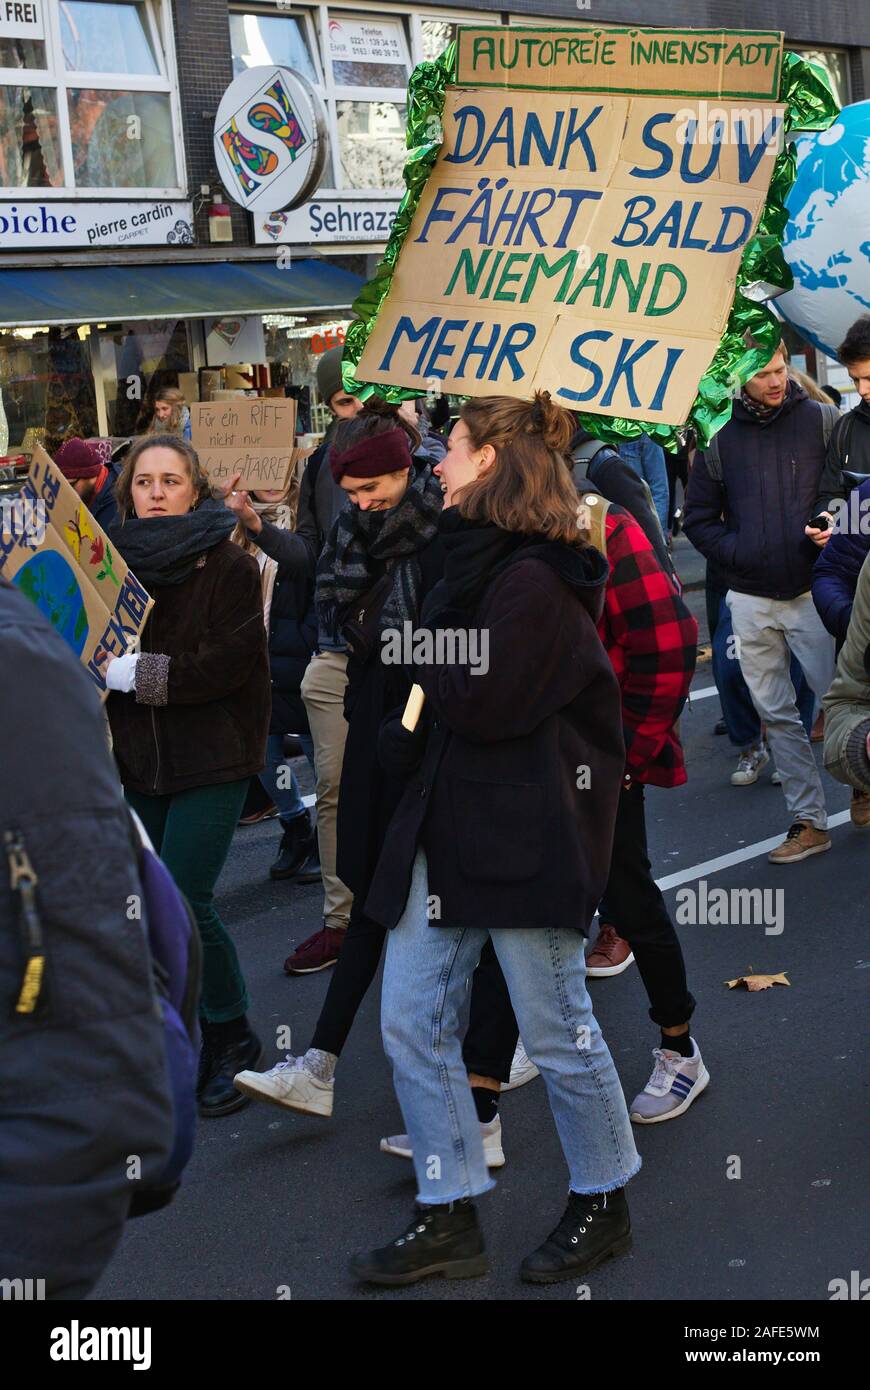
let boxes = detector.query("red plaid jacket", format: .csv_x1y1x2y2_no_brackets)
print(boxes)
598,505,697,788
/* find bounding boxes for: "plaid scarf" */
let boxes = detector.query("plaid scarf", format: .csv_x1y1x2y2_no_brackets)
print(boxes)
315,463,442,643
740,378,791,421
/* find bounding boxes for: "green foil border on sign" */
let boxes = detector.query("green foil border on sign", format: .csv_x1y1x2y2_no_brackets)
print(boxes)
342,45,838,450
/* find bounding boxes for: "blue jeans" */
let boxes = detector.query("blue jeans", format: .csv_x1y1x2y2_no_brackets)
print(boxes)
618,436,671,534
712,598,814,747
259,732,315,827
381,850,641,1205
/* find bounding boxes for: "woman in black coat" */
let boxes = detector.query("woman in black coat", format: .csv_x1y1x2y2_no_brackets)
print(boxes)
105,434,270,1119
350,393,641,1289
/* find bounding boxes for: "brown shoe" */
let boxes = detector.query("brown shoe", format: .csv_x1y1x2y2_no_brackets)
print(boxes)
767,821,831,864
585,924,635,978
239,803,279,826
810,711,825,743
850,789,870,828
284,924,346,975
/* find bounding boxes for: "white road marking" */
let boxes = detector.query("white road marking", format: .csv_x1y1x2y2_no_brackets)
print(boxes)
656,810,852,891
687,685,718,701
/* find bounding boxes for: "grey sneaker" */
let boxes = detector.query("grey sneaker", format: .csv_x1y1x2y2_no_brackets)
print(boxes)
380,1116,505,1168
629,1041,709,1124
731,742,769,786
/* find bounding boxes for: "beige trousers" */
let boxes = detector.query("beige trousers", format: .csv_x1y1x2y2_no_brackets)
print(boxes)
301,649,353,930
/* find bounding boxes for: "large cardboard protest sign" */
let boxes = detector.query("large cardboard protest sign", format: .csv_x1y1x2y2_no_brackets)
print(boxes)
0,445,152,696
190,398,297,490
355,26,788,428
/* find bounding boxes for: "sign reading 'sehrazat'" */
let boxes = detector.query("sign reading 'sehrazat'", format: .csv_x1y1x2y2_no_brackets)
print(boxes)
356,26,785,426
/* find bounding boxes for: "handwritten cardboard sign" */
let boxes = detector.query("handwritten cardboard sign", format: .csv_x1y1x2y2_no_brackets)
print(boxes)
0,444,152,697
356,25,785,426
190,398,297,490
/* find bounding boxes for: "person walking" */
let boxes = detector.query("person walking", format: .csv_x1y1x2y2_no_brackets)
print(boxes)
282,347,363,973
105,433,270,1117
351,393,640,1287
234,399,444,1115
55,435,122,530
684,342,838,863
227,466,319,880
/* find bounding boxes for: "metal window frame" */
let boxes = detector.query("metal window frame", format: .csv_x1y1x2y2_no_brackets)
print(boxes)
0,0,187,199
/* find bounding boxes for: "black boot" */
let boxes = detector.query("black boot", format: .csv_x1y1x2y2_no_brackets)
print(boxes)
199,1019,263,1118
350,1200,487,1286
197,1018,216,1100
520,1188,631,1284
294,829,322,885
269,810,314,880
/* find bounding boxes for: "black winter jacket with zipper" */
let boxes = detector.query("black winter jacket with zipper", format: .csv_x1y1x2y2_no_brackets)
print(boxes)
683,386,829,600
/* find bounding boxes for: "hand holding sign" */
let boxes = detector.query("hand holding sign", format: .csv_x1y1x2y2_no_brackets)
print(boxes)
223,475,262,533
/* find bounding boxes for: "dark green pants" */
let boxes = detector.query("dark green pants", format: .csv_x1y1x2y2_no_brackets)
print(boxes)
126,779,250,1024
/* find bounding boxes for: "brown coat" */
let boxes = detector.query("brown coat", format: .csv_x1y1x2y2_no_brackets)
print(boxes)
108,540,271,796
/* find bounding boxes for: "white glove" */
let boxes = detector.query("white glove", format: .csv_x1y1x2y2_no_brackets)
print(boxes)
105,652,140,693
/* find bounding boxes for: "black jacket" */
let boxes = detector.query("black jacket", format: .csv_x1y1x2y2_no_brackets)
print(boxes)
336,536,445,898
364,539,625,933
683,386,829,599
108,540,271,795
251,521,317,734
0,580,174,1298
814,400,870,512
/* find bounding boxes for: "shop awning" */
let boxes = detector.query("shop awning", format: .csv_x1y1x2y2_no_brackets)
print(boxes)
0,258,365,328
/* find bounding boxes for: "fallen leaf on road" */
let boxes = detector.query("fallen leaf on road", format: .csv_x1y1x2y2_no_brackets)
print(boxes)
725,972,790,991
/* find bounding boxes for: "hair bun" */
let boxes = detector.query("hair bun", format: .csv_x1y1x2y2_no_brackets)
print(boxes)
526,390,573,452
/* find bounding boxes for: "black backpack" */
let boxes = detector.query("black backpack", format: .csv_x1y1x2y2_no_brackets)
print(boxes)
569,436,677,587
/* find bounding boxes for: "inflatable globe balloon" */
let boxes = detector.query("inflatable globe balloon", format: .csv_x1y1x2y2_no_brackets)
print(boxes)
777,100,870,358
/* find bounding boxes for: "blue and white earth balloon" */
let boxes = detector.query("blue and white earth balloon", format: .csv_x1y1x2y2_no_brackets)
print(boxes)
777,99,870,358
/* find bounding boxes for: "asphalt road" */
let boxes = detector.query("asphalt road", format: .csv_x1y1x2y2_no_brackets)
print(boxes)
93,537,868,1303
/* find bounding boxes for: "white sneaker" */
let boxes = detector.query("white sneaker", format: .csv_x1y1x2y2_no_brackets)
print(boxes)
771,770,782,785
629,1041,710,1124
379,1115,505,1168
502,1039,540,1092
233,1054,334,1117
731,742,769,786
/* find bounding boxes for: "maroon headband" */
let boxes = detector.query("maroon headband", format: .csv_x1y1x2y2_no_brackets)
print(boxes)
329,426,412,483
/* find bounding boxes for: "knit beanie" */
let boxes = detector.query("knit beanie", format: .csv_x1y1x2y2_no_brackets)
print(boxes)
330,427,412,483
316,346,347,409
55,438,102,480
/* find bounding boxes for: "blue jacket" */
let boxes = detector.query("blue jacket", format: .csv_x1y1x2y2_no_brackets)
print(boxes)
811,476,870,646
683,385,828,600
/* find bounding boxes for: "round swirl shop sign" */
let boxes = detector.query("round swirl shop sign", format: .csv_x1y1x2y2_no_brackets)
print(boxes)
214,66,328,213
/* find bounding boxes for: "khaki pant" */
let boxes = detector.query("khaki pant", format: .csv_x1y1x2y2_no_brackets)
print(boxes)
726,589,835,830
301,649,353,930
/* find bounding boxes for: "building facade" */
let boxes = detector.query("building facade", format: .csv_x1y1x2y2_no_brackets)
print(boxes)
0,0,865,452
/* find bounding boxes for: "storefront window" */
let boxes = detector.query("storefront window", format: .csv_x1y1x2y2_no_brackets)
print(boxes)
229,11,318,83
60,1,159,76
0,327,99,453
327,15,410,88
336,98,406,189
0,84,62,187
68,88,176,187
0,37,48,69
421,19,456,63
0,0,183,194
98,320,193,436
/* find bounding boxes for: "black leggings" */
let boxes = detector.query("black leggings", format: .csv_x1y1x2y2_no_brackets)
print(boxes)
310,904,386,1056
